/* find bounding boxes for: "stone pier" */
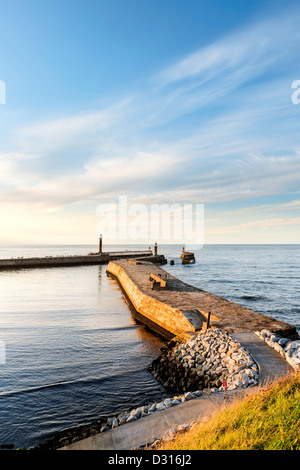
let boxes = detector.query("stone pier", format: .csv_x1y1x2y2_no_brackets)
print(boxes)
106,260,298,341
0,250,158,270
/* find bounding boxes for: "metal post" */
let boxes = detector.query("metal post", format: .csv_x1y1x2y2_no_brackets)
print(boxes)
204,311,211,333
99,234,103,254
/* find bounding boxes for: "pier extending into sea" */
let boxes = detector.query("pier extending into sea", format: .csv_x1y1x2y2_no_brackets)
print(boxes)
2,246,297,451
60,257,298,451
0,249,166,270
107,259,298,341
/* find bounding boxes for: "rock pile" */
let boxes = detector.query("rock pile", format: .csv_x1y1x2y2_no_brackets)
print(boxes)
255,329,300,370
103,389,204,431
148,328,259,393
39,327,299,450
54,329,259,446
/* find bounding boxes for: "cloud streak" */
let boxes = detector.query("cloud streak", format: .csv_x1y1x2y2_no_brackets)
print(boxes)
2,3,300,244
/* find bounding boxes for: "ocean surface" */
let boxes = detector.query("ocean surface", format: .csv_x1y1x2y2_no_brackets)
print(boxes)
0,244,299,449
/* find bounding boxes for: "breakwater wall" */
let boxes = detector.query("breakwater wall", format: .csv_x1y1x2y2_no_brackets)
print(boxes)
0,250,157,270
107,260,196,340
106,260,299,341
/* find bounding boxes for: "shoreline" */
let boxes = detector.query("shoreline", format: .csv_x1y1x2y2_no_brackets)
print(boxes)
1,248,298,450
34,327,299,450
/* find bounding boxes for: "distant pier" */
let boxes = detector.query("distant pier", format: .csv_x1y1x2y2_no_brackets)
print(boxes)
0,250,166,270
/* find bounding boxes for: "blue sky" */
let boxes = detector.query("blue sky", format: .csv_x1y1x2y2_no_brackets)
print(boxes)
0,0,300,244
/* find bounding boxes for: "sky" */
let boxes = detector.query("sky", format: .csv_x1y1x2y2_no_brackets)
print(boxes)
0,0,300,245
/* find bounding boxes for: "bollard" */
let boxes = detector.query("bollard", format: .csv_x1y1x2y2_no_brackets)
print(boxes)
223,380,228,401
204,311,211,334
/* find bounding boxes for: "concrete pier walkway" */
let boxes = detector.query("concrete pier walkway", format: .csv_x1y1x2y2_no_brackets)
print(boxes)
107,260,298,340
59,333,293,450
0,250,160,270
231,332,293,384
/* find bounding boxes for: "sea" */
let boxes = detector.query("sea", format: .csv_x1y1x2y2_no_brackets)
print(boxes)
0,244,299,449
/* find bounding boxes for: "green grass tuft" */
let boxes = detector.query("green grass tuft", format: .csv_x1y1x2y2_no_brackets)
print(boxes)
154,372,300,450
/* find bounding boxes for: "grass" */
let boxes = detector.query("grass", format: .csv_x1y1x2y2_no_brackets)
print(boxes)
153,372,300,450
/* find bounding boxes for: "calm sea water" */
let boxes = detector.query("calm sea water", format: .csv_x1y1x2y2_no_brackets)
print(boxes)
0,244,299,448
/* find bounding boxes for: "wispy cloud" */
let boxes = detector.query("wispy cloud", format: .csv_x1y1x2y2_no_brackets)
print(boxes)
16,98,133,153
2,5,300,223
0,152,41,187
156,8,300,86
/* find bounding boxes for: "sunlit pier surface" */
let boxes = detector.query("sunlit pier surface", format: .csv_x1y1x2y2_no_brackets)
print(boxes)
107,259,298,341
